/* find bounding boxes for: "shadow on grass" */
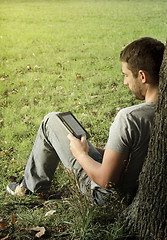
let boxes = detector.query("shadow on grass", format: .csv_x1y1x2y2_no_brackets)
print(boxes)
0,171,138,240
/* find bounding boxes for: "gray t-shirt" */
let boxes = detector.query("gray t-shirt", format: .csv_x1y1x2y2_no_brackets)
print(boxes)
106,102,156,195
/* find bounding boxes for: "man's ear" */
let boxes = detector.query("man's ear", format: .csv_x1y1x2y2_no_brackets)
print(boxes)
138,70,147,83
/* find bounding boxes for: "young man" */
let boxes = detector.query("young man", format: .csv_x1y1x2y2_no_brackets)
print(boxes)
7,37,165,205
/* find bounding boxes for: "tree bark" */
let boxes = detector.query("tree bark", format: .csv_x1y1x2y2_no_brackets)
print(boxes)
120,41,167,239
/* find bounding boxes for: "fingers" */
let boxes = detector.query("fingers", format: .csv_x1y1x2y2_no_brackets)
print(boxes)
67,133,90,155
67,134,86,141
67,133,75,141
81,134,86,142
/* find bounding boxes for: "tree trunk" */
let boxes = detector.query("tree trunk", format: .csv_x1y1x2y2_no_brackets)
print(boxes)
120,41,167,239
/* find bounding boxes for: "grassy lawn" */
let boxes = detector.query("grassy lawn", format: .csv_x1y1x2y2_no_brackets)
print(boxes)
0,0,167,239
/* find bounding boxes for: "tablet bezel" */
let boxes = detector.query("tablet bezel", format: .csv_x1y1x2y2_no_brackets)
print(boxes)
57,111,90,139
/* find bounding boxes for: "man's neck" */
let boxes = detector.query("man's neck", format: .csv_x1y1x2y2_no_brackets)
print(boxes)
145,85,158,103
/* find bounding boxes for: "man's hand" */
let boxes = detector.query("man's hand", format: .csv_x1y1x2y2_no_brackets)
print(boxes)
67,134,128,188
67,134,90,159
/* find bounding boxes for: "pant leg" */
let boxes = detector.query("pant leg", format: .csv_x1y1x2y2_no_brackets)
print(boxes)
24,112,111,205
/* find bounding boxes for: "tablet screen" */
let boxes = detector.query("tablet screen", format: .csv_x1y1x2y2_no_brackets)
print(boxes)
63,114,85,136
58,112,90,139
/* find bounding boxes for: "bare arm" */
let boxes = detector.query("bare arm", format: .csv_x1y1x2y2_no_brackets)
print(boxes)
67,134,128,188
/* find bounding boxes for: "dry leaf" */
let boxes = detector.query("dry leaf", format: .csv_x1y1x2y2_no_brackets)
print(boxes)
0,233,10,240
30,226,46,238
11,213,17,224
34,65,41,69
75,74,84,80
0,220,9,230
36,192,47,199
91,109,98,115
27,65,32,71
0,151,5,156
45,210,56,217
56,62,62,68
11,88,18,94
0,119,4,126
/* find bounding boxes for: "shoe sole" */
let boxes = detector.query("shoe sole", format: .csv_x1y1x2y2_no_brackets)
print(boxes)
6,185,15,195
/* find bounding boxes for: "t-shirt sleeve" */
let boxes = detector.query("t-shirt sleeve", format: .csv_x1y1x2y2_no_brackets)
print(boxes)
106,109,133,154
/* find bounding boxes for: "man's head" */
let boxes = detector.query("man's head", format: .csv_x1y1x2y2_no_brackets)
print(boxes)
120,37,165,86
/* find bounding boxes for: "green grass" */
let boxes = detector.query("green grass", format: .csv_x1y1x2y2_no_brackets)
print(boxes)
0,0,167,239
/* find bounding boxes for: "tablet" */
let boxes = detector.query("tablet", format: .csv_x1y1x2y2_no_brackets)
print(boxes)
57,111,90,139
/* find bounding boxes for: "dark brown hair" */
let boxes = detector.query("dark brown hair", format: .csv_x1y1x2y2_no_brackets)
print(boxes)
120,37,165,84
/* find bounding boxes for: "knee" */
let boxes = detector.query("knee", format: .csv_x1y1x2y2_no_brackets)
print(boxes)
44,112,60,120
42,112,60,128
